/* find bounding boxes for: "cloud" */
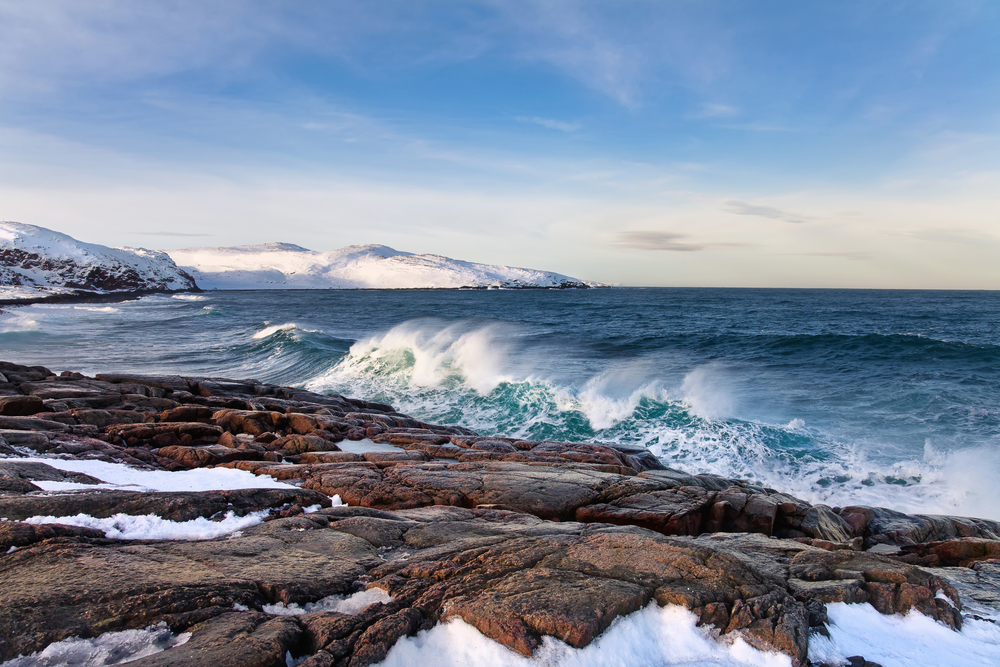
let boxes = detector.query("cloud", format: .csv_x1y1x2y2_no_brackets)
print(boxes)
885,227,998,245
721,199,812,223
788,251,872,260
134,231,214,237
612,231,704,251
516,116,581,132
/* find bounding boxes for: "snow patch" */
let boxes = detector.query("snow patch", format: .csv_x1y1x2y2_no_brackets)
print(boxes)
21,510,272,540
375,603,792,667
263,588,392,616
807,602,1000,667
0,622,190,667
5,457,299,492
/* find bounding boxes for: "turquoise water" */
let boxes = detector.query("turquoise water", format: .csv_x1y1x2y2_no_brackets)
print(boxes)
2,288,998,518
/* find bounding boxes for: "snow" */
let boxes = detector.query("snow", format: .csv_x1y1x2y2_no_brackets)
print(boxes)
167,243,600,290
808,602,1000,666
262,588,393,616
374,603,792,667
4,457,300,492
0,622,190,667
0,221,195,297
21,510,273,540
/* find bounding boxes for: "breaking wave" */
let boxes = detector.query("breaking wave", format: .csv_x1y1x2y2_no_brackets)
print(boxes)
304,319,1000,520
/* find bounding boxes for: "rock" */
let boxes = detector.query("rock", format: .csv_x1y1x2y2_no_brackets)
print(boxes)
846,505,1000,547
157,405,216,423
2,361,995,666
0,530,365,662
156,444,261,467
0,460,103,485
0,520,106,550
127,612,301,667
897,537,1000,567
0,395,46,416
272,434,340,455
787,550,962,628
0,487,331,522
0,415,69,431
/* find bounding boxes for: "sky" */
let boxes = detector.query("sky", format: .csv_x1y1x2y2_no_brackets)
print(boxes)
1,1,998,288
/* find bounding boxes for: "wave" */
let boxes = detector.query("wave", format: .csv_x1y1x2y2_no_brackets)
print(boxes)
302,319,1000,520
252,322,320,340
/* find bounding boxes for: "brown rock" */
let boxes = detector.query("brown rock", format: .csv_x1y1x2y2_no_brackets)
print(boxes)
127,612,301,667
0,395,46,416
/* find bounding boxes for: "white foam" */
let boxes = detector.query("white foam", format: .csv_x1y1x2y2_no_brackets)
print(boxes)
5,457,299,492
0,622,190,667
312,321,513,395
21,510,271,540
681,363,738,421
253,322,317,339
376,603,792,667
263,588,393,616
808,602,1000,667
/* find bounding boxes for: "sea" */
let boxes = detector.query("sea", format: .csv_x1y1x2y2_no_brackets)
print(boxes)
2,287,999,521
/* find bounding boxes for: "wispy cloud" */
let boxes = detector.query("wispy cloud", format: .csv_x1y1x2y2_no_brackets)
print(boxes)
516,116,581,132
885,227,998,245
786,251,872,260
721,199,813,223
613,231,704,251
134,231,214,237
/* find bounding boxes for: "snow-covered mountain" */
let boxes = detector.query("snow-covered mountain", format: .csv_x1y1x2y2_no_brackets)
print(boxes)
0,222,197,300
167,243,599,290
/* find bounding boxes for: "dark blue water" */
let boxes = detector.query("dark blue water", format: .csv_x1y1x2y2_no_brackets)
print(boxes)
2,288,998,518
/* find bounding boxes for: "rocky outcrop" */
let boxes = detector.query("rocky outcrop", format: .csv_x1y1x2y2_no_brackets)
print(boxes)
0,360,996,666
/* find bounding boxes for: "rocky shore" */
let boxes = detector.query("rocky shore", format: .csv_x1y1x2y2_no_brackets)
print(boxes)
1,360,998,666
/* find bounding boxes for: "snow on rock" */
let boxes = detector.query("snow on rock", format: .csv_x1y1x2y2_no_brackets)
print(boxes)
167,243,601,290
0,222,197,300
0,622,190,667
6,457,301,492
20,510,274,541
262,588,393,616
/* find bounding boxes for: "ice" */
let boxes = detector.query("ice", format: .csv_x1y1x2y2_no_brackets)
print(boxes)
0,622,190,667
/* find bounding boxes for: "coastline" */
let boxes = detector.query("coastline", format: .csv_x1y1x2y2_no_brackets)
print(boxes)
0,283,607,313
1,361,998,666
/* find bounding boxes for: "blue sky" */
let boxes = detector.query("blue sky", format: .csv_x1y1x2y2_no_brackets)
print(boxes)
1,1,998,287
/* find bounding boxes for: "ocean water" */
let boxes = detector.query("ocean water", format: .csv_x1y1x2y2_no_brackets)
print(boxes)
2,287,998,520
